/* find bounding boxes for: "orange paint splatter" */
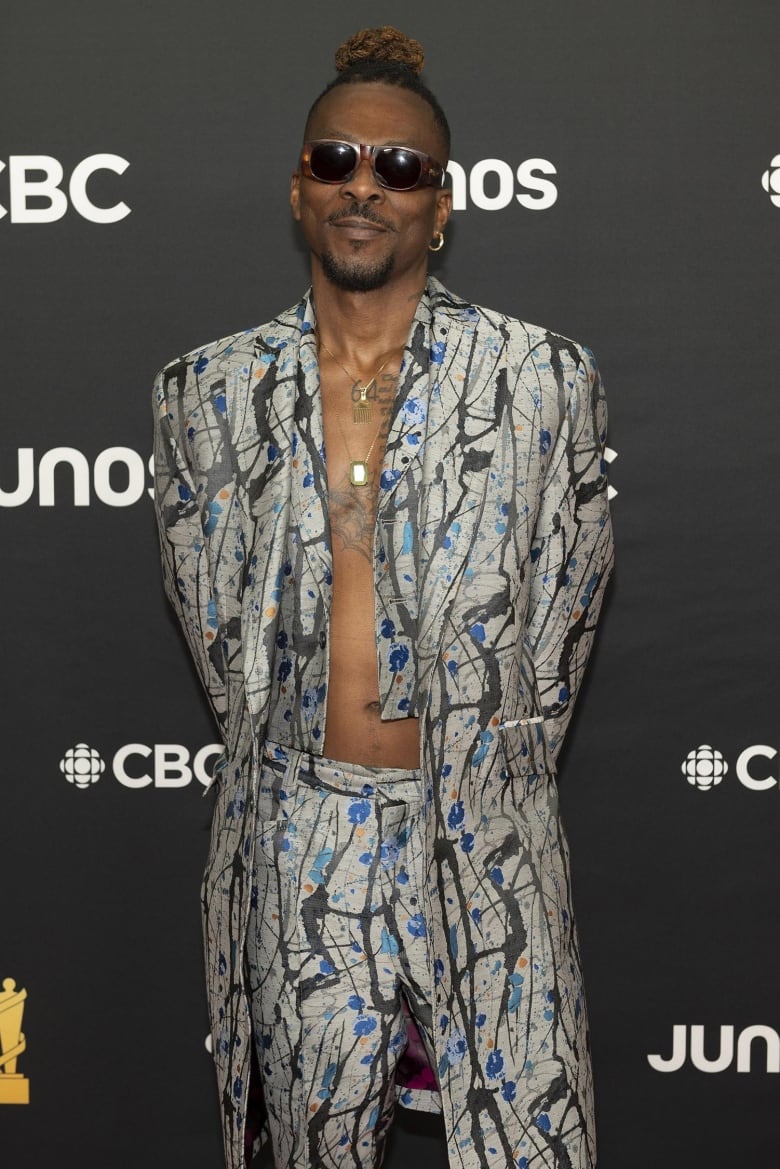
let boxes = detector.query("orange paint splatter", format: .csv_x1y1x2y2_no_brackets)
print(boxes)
264,606,277,617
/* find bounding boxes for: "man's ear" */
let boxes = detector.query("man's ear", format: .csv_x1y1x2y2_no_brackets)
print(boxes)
434,187,452,234
290,172,302,222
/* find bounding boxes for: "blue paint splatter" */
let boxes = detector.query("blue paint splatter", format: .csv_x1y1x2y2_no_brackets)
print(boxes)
447,800,465,830
347,799,371,825
389,643,409,672
380,468,401,490
445,1029,467,1064
407,913,427,938
353,1016,377,1037
379,928,399,955
308,848,333,884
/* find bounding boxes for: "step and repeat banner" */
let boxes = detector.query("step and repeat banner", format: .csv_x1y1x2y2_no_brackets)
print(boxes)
2,1,778,1166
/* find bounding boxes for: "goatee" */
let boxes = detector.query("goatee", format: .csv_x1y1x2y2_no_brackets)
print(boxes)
320,250,395,293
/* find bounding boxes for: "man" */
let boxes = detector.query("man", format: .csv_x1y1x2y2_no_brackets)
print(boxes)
154,26,613,1169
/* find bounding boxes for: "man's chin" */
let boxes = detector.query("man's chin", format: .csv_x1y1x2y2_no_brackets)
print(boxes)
320,250,395,293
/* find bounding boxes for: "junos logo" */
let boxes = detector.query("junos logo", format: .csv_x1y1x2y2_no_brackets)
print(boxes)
682,743,778,792
3,443,618,507
0,155,130,223
0,447,153,507
59,742,223,790
761,154,780,207
648,1025,780,1073
447,158,557,211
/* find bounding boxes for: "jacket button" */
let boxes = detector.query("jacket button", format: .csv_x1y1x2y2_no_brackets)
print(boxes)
318,629,327,648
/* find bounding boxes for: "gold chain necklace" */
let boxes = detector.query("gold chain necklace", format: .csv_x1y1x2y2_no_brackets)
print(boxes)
319,341,392,424
334,411,384,487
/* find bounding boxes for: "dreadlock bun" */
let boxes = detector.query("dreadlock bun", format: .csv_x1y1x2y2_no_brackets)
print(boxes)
334,27,425,76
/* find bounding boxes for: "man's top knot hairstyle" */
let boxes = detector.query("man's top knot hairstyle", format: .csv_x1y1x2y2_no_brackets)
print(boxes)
334,26,425,75
305,26,451,159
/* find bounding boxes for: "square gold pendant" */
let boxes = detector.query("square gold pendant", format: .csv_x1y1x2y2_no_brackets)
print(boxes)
350,460,369,486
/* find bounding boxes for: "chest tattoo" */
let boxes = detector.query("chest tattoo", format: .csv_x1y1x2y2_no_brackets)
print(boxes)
327,373,397,564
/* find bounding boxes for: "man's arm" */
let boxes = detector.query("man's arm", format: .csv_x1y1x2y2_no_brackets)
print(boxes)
153,365,229,737
525,345,614,760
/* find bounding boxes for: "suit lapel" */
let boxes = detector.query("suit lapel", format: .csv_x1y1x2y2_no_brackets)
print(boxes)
288,295,333,603
376,288,435,507
414,282,509,668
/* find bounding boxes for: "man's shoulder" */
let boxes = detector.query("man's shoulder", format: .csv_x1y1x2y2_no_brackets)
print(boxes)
155,298,307,386
430,280,591,368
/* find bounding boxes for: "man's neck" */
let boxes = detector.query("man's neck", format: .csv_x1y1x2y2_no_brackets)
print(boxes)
311,268,428,365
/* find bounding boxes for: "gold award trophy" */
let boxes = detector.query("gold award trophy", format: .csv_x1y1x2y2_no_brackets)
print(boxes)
0,977,29,1104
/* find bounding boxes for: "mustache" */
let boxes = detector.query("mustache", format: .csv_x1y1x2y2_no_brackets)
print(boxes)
326,202,396,231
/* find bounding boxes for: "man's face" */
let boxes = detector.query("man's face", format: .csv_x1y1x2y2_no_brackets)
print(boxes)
291,82,452,293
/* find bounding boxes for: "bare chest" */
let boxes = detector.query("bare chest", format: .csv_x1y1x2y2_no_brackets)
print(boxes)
319,365,398,565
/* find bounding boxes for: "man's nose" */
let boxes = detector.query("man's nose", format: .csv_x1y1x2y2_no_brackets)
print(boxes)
341,156,384,201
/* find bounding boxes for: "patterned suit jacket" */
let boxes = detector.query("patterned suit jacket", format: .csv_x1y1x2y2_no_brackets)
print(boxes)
153,278,614,1169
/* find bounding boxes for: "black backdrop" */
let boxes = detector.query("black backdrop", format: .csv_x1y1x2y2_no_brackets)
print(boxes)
2,2,779,1166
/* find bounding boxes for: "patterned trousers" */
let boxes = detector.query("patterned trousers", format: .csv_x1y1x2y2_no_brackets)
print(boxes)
245,741,437,1168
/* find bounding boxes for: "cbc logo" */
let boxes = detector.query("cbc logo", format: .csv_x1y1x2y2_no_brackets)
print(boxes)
761,154,780,207
0,155,130,223
447,158,557,211
1,447,153,507
648,1024,780,1074
682,743,778,791
59,742,223,789
60,743,106,790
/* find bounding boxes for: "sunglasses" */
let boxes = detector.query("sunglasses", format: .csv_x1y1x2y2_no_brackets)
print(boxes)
300,139,446,192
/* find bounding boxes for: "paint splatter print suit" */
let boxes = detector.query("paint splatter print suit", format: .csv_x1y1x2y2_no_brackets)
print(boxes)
153,26,613,1169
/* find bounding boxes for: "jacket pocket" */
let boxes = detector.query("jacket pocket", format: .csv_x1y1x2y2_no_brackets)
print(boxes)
498,717,557,806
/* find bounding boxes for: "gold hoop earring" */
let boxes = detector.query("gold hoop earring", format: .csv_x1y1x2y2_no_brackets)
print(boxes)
429,231,445,252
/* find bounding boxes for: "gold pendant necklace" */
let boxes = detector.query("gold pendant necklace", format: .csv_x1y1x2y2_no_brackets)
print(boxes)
335,413,384,487
320,341,392,424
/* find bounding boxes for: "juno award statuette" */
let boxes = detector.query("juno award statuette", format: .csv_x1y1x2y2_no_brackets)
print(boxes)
0,977,29,1104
